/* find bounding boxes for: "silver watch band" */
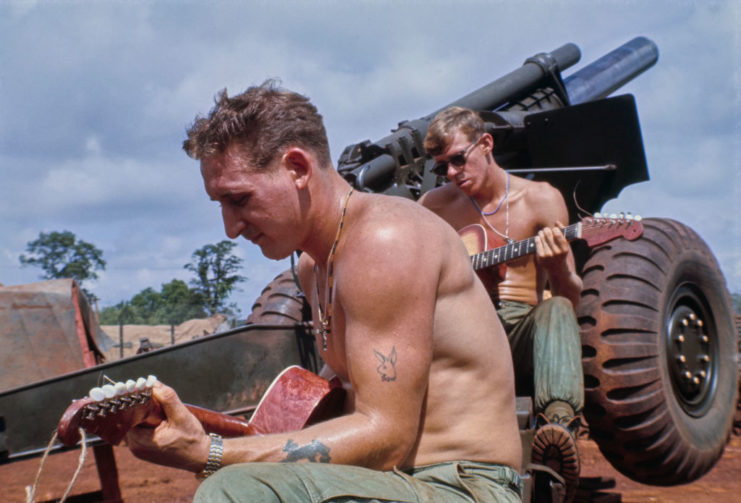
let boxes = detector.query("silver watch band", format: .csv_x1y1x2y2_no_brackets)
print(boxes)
196,433,223,480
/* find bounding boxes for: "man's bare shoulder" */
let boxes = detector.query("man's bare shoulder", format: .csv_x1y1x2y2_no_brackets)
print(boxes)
344,192,462,269
358,192,450,237
418,183,463,210
514,176,568,222
516,176,565,205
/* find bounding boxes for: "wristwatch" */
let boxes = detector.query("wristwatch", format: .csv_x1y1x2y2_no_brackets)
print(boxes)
196,433,223,480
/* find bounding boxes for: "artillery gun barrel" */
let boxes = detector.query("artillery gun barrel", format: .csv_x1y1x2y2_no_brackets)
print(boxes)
434,43,581,116
339,37,658,194
564,36,658,105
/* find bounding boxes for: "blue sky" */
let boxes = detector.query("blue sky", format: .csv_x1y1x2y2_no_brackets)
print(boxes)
1,1,738,317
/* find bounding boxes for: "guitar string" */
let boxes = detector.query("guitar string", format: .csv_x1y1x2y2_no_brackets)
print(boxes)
314,188,354,351
26,427,87,503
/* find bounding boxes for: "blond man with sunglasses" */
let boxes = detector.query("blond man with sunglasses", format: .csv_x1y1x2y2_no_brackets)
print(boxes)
420,106,585,503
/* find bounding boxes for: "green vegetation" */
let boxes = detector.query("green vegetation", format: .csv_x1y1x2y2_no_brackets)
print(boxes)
20,232,247,323
184,240,246,317
19,230,106,301
99,279,207,325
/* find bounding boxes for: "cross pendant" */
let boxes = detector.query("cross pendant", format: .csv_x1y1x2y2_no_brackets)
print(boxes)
315,321,330,351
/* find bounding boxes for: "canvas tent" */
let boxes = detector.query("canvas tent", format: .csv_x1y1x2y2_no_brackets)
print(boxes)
0,278,112,393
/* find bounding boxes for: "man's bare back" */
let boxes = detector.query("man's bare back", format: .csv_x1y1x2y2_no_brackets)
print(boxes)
299,191,522,470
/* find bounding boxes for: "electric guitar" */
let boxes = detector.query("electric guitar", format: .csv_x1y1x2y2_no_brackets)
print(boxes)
460,213,643,281
57,365,345,447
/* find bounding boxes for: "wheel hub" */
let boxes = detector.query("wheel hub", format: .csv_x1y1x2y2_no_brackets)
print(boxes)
666,287,716,416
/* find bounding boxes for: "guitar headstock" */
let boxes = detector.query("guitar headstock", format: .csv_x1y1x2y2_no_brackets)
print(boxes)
57,375,161,446
580,212,644,247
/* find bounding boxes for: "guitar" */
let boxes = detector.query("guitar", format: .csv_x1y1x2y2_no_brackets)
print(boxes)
460,213,643,281
57,365,345,447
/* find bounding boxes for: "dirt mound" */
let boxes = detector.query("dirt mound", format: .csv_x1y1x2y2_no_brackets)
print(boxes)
100,314,228,360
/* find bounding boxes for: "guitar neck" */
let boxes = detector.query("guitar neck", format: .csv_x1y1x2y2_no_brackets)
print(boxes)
471,223,580,271
186,404,259,437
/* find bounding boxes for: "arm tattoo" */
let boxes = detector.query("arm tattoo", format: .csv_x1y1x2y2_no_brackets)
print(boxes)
280,439,331,463
374,346,397,382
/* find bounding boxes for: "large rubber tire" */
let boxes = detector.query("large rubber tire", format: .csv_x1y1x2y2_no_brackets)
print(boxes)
246,269,308,325
577,218,738,485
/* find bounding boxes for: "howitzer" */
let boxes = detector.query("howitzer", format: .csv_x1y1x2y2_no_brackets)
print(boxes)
333,35,738,495
338,37,658,221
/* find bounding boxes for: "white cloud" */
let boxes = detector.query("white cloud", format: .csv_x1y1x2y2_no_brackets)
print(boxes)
0,0,738,310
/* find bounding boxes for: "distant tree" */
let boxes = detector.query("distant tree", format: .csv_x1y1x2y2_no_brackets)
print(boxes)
184,240,246,316
99,279,207,325
158,279,207,323
19,230,106,301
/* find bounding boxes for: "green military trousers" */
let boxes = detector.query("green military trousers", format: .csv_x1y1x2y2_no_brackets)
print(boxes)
194,460,522,503
496,297,584,414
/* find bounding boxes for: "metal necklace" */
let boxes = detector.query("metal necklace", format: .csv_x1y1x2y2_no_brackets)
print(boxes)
469,171,510,216
314,188,354,351
469,172,512,244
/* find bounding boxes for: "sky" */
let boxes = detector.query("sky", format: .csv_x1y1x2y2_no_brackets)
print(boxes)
1,0,739,318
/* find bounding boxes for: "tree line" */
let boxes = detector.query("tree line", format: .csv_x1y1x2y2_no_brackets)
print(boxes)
19,231,246,325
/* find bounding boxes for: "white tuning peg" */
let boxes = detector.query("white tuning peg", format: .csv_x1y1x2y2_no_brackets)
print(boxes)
145,375,158,387
101,384,116,399
89,386,106,402
125,379,137,392
135,377,147,391
114,381,127,395
634,214,643,221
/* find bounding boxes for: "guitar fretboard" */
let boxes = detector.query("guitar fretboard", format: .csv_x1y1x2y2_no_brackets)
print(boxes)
471,223,581,271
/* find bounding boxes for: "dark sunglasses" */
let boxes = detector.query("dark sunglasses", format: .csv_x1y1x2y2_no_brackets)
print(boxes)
430,135,483,176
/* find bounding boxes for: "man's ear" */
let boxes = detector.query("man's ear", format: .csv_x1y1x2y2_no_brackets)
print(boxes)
282,148,312,189
481,132,495,154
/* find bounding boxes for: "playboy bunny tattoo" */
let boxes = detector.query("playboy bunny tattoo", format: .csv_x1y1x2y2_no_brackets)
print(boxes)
374,346,397,382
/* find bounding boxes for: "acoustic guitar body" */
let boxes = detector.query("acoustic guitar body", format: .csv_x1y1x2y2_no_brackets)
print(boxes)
459,223,507,291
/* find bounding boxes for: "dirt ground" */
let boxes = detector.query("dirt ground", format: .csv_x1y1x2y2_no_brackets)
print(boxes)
3,433,740,503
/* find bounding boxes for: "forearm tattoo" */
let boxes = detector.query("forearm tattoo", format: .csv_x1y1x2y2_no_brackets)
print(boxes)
374,346,397,382
280,439,331,463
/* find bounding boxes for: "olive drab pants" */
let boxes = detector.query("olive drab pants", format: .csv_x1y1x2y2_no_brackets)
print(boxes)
496,297,584,414
194,461,522,502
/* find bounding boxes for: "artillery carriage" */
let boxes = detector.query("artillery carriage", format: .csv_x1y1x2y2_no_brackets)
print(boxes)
249,36,739,498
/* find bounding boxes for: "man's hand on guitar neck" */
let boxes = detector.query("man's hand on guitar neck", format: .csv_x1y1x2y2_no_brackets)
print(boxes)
126,382,211,473
534,221,582,306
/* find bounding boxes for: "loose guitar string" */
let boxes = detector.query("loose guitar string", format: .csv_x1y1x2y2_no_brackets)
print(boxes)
25,427,88,503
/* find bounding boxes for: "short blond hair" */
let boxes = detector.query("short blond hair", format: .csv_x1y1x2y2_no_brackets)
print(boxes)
424,106,485,156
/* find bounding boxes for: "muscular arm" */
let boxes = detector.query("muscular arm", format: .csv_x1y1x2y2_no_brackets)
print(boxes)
129,213,438,472
533,185,582,306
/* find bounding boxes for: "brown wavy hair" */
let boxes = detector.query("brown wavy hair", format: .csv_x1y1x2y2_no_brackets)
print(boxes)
183,80,331,171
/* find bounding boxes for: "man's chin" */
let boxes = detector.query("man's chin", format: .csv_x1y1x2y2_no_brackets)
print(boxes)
257,244,293,261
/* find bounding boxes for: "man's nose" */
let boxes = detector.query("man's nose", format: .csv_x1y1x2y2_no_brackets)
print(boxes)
447,162,464,179
222,205,246,239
